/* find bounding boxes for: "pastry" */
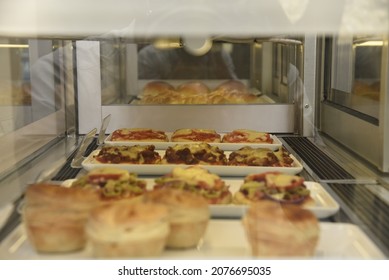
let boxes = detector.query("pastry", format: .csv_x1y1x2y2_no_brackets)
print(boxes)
242,200,320,257
233,171,315,206
23,183,102,253
86,202,170,258
154,166,232,204
143,188,209,249
70,167,147,201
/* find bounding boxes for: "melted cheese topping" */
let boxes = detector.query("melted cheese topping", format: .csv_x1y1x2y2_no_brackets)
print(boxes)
223,129,272,143
111,128,167,141
171,166,220,187
236,147,271,157
87,167,130,180
237,129,268,141
265,173,303,188
172,129,220,142
170,143,222,157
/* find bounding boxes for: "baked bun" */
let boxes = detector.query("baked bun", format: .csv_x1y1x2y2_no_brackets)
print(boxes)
143,188,209,249
23,183,102,253
86,202,170,258
154,166,232,204
177,81,210,95
142,81,175,96
242,200,320,258
233,172,315,207
70,167,147,201
215,80,248,93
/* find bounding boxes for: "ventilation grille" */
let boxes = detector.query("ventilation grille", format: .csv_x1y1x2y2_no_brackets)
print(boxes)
283,137,388,256
282,137,354,181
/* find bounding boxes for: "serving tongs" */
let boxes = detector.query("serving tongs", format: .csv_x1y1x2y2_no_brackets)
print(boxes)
71,114,111,168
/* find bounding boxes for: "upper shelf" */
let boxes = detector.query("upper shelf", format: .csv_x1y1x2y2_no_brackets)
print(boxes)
0,0,388,38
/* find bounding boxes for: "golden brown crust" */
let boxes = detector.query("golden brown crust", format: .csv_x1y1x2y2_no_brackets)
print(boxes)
143,188,209,209
24,183,101,209
242,200,320,257
142,189,210,249
142,81,175,96
176,81,210,95
23,183,103,253
86,202,170,257
245,200,317,223
88,201,168,226
215,80,248,93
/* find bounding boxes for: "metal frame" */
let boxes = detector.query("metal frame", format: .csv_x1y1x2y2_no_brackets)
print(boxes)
76,40,298,135
320,36,389,172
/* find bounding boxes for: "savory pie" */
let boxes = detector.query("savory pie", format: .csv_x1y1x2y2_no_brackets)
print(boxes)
228,146,294,167
153,166,232,204
233,171,314,206
162,142,227,165
94,145,162,164
70,167,147,200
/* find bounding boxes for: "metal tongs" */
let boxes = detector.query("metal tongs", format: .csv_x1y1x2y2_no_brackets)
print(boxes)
71,114,111,168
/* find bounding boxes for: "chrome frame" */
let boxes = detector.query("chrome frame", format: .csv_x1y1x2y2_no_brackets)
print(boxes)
320,36,389,172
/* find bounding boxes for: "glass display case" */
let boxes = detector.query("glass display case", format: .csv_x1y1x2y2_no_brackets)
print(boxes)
0,0,389,259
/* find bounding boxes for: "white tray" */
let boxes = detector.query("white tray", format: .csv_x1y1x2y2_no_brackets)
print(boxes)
61,179,338,219
209,181,340,219
104,133,282,151
0,220,385,259
81,151,303,176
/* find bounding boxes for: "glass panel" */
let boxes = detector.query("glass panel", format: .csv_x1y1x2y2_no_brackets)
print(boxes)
327,35,383,121
0,38,68,137
0,38,31,136
100,38,302,105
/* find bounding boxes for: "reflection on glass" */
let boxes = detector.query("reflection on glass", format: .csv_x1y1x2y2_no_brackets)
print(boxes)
353,39,381,101
328,35,383,120
0,39,31,136
0,39,68,137
137,42,237,80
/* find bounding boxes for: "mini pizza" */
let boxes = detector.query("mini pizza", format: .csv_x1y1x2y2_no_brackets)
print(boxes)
70,167,147,200
162,142,227,165
273,147,295,167
94,145,162,164
222,129,273,144
110,128,168,142
233,172,314,206
154,166,232,204
171,128,221,143
228,146,294,167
